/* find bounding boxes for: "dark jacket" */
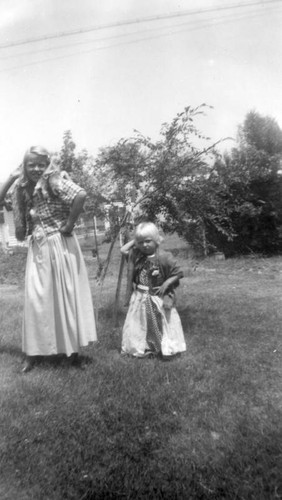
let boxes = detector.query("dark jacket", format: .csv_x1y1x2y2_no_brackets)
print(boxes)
125,247,183,304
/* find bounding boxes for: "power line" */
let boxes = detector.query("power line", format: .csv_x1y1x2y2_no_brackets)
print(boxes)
1,6,280,74
0,0,281,50
0,5,278,63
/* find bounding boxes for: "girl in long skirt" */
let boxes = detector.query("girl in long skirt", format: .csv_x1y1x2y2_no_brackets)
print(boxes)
0,146,97,372
121,222,186,358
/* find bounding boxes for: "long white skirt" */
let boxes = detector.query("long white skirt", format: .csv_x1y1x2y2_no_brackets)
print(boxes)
23,231,97,356
121,290,186,357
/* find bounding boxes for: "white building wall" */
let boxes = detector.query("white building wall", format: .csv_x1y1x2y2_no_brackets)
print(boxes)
0,208,18,248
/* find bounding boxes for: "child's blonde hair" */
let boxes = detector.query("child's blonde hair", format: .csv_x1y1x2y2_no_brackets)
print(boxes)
134,222,162,245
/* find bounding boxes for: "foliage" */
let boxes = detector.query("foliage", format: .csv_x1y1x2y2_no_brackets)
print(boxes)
86,105,235,256
211,111,282,256
122,105,234,254
92,140,150,253
57,108,282,257
238,110,282,155
57,131,106,218
129,107,282,257
72,149,106,217
60,130,76,172
94,141,146,204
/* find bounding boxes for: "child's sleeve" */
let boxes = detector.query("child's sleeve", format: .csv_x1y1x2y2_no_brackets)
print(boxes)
163,251,184,281
121,239,135,255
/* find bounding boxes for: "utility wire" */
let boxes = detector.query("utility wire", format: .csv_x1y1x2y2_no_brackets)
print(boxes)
1,6,281,74
0,5,278,62
0,0,281,50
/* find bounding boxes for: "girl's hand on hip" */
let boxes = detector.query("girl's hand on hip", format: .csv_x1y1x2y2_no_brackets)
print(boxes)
60,222,74,236
61,170,71,181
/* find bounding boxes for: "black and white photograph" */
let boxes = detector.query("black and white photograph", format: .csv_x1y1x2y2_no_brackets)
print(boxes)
0,1,282,498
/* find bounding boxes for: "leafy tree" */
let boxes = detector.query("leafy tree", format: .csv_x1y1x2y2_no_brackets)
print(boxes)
209,147,281,255
126,107,282,257
238,110,282,155
71,149,106,217
57,109,282,259
92,140,150,243
60,130,76,172
124,105,233,254
93,140,146,205
92,105,234,256
57,107,227,257
211,111,282,255
57,132,105,216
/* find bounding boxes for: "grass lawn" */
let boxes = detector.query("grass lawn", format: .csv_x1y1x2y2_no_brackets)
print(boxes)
0,235,282,499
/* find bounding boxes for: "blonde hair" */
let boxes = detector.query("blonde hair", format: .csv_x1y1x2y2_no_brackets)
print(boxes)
134,222,162,245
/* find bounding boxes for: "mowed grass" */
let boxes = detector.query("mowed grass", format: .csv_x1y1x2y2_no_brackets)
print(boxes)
0,237,282,500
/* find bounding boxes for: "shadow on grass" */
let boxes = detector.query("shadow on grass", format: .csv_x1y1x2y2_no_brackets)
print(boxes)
75,402,282,499
207,416,282,499
28,353,94,370
179,305,222,335
1,345,282,499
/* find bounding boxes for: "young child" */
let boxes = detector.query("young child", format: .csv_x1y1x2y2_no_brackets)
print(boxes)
121,222,186,358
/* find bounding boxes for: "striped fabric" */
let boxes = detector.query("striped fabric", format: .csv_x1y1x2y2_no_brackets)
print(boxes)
139,263,162,353
121,256,187,357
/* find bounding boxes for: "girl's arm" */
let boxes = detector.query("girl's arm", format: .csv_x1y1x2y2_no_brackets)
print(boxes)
0,165,22,205
120,239,135,255
156,250,183,296
157,275,180,297
60,190,86,235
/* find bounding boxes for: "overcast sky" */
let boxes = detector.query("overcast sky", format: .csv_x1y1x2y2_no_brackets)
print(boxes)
0,0,281,180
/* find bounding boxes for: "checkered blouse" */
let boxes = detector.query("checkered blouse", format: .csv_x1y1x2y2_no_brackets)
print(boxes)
31,177,83,236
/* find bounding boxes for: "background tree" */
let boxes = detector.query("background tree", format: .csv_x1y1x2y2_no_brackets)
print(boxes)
72,149,106,217
58,132,106,217
57,108,282,259
92,140,149,242
58,106,229,258
94,140,147,205
211,111,282,255
60,130,76,172
125,105,233,255
91,105,233,256
238,110,282,155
